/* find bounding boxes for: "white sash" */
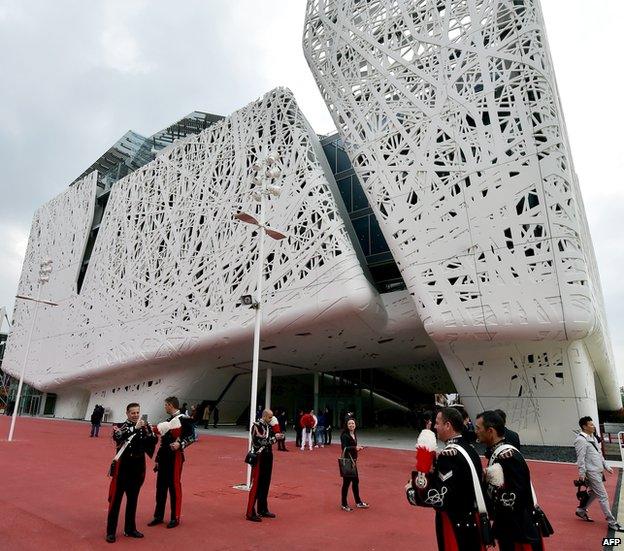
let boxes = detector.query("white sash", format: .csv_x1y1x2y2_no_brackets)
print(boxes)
447,443,489,516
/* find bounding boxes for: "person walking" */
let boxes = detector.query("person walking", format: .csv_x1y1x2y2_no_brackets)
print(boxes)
212,405,219,428
147,396,196,529
574,416,622,531
340,417,369,511
106,402,156,543
476,410,553,550
245,409,284,521
90,404,104,437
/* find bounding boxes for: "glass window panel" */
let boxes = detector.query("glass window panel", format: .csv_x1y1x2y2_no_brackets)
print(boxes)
336,176,352,211
352,180,369,211
351,215,370,256
370,215,389,255
322,143,337,172
336,145,352,173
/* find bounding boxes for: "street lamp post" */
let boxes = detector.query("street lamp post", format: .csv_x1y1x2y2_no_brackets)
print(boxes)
234,151,286,489
8,259,56,442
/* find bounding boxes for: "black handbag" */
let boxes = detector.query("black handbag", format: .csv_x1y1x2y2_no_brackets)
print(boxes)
244,450,258,466
338,448,358,478
533,506,554,537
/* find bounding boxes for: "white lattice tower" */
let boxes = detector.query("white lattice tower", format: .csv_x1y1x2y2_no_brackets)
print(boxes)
303,0,620,443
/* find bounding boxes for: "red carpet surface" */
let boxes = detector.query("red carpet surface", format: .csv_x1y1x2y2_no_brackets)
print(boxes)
0,416,617,550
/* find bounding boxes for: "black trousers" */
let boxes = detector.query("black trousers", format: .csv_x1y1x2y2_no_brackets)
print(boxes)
341,476,361,506
246,452,274,516
107,457,145,535
295,428,302,448
154,451,185,521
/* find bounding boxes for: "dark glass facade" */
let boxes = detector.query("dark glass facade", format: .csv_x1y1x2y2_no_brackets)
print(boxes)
320,134,406,293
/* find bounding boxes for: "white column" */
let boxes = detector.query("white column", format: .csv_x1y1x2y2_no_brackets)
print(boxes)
265,368,272,410
313,372,319,413
38,392,47,416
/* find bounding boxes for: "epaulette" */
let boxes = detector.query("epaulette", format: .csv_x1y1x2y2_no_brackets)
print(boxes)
440,447,458,457
497,449,514,460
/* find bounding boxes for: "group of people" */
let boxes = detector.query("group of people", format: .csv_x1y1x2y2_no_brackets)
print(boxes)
244,407,367,520
105,396,195,543
103,397,620,547
294,407,333,450
406,407,553,551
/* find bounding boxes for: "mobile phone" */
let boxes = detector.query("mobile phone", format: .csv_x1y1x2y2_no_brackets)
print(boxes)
141,414,148,422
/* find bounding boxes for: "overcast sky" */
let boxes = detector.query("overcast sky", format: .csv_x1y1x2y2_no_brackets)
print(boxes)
1,1,622,380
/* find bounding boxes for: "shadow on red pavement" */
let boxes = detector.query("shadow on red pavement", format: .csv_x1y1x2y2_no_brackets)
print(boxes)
0,416,616,550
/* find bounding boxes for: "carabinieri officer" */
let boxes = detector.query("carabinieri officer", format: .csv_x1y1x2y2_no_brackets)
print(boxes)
106,402,157,543
148,396,196,529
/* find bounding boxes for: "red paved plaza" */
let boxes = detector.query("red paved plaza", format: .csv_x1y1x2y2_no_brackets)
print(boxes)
0,416,617,550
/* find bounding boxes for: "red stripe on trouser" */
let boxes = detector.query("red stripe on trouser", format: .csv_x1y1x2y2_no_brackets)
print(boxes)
107,461,121,511
174,452,183,519
246,459,261,517
513,544,538,551
440,512,460,551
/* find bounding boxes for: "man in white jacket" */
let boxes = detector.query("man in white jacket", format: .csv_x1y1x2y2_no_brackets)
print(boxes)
574,416,621,531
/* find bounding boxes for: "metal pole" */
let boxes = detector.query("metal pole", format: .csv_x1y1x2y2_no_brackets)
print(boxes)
265,368,272,410
246,191,266,489
8,283,42,442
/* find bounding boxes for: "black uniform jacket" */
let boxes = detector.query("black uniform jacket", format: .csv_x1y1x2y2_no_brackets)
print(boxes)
156,413,196,463
251,419,277,455
412,436,484,528
485,442,540,544
113,421,157,461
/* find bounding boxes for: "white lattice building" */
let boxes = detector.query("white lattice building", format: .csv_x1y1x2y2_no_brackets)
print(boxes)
4,1,620,445
303,0,620,443
3,88,447,425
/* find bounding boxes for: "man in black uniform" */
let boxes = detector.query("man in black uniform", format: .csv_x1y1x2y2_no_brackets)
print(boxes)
406,407,489,551
148,396,196,529
106,402,157,543
246,409,283,522
476,411,551,551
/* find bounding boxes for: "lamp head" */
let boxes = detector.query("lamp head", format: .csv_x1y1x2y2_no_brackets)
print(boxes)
265,184,282,197
266,151,280,165
266,166,281,179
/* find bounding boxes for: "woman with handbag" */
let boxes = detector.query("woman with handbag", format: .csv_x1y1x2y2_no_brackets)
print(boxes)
339,418,369,512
